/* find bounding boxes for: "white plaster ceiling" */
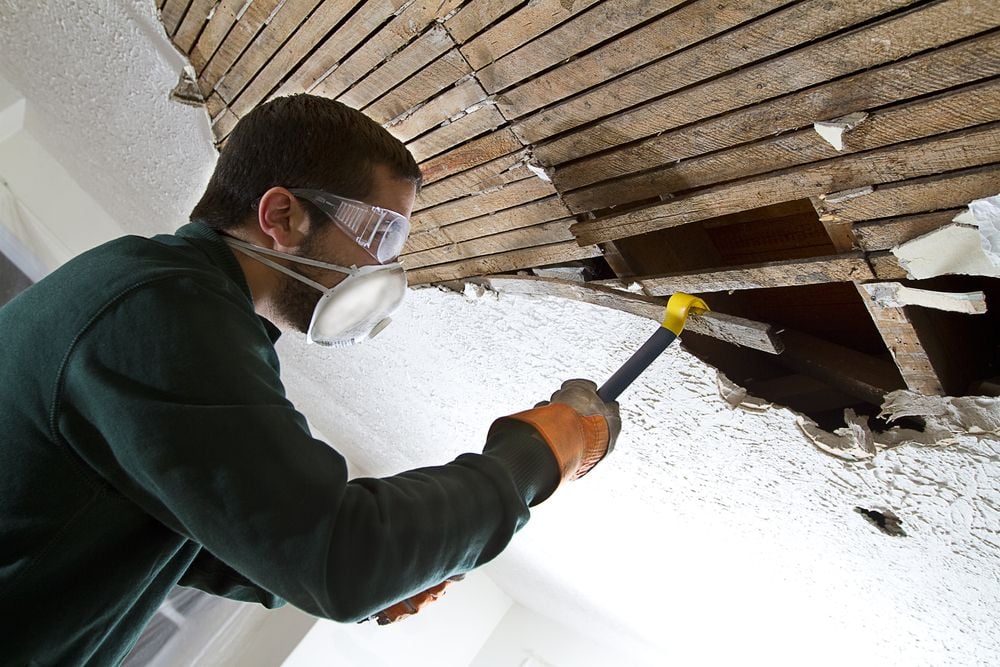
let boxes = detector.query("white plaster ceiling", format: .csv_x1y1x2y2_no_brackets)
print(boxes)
1,2,998,664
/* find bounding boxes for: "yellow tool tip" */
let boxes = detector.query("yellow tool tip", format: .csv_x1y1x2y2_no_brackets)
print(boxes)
663,292,710,336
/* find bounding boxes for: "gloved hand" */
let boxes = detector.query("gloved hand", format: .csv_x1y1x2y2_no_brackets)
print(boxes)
511,379,620,482
370,575,465,625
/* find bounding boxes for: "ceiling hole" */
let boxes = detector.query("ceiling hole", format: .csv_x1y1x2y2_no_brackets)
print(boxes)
855,507,907,537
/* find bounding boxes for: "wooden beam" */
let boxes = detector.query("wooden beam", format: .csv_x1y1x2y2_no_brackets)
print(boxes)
478,0,685,94
853,209,963,251
776,329,905,405
404,197,573,253
405,241,602,285
560,76,1000,209
418,128,524,184
468,275,784,354
458,0,602,71
816,164,1000,223
636,254,874,295
570,124,1000,245
363,49,472,125
411,176,560,232
855,283,946,394
525,0,994,157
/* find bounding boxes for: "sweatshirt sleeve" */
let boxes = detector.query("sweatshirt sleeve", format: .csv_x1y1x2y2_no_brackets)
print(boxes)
55,276,559,622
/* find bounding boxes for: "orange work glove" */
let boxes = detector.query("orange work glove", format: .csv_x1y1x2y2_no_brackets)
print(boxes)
371,575,465,625
510,379,621,482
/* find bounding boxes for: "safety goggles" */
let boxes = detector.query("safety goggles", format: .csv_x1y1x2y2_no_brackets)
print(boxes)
289,188,410,264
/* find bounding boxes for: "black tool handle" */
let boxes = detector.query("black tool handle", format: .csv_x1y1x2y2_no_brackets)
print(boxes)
597,327,678,402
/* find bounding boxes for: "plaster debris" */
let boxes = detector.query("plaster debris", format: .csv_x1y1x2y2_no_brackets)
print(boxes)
169,66,203,107
525,161,552,183
797,409,877,461
813,112,868,151
717,372,772,412
860,282,987,314
820,185,874,206
893,210,1000,279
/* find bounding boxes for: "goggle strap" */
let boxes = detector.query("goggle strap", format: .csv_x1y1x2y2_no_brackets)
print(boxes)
223,237,356,273
223,238,344,293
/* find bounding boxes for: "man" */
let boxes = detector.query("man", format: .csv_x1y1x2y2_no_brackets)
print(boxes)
0,95,620,664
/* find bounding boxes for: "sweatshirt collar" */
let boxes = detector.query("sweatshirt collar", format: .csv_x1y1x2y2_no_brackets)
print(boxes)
174,222,282,343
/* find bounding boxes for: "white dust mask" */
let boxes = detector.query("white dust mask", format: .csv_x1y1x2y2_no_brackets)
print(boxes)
223,237,407,348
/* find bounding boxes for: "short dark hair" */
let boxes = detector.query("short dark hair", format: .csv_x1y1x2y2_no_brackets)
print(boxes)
191,95,422,230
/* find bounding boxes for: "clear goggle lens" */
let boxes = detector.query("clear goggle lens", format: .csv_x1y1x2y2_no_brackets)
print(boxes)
289,188,410,263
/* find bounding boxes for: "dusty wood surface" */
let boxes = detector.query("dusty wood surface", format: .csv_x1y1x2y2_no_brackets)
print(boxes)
459,0,602,71
853,209,963,251
197,0,282,98
406,241,603,285
418,128,524,184
408,106,509,163
444,0,522,45
189,0,245,72
638,254,874,295
159,0,189,36
414,149,529,211
229,0,367,116
571,123,1000,245
469,275,785,354
560,76,1000,210
855,284,946,395
868,251,909,280
363,49,472,125
387,77,487,143
402,220,575,270
171,0,215,53
412,176,559,232
817,164,1000,223
405,197,573,253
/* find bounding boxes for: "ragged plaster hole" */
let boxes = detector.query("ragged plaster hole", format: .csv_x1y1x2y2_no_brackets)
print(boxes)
855,507,907,537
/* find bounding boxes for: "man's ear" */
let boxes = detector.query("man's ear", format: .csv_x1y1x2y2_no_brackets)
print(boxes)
257,187,311,250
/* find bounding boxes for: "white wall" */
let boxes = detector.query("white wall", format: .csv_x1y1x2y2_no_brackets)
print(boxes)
284,570,513,667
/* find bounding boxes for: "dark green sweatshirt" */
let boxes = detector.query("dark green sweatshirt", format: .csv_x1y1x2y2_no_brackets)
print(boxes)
0,222,559,665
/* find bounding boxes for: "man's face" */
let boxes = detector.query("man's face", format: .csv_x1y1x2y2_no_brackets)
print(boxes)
274,164,418,334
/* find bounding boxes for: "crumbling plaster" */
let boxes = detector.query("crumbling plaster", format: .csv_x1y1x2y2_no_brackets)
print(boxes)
0,1,998,663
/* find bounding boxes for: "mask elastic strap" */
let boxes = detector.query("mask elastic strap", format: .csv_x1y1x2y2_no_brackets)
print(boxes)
224,238,337,294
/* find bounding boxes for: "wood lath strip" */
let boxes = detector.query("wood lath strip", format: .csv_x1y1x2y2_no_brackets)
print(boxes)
853,209,963,251
214,0,325,103
310,0,463,101
173,0,218,53
228,0,365,117
469,275,785,354
817,164,1000,223
405,241,603,285
477,0,685,94
363,49,472,125
529,0,998,163
387,77,487,143
412,176,558,232
272,0,412,98
560,32,1000,213
868,251,908,280
404,197,572,253
443,0,522,45
189,0,245,72
406,104,507,163
401,219,575,269
570,123,1000,245
418,127,524,184
197,0,282,98
498,0,788,120
458,0,602,71
414,149,530,211
160,0,192,36
635,254,874,295
559,74,1000,208
337,24,455,110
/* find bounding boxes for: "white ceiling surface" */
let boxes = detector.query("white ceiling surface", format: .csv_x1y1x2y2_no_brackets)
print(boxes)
1,1,998,664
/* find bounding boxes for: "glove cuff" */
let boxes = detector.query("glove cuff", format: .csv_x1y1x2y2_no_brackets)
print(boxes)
505,403,610,483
